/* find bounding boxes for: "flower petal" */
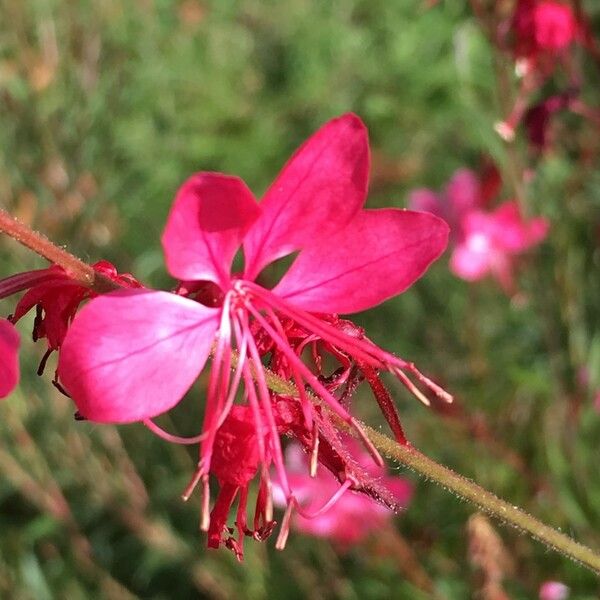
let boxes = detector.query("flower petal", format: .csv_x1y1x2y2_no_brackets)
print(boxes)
162,173,260,286
273,209,449,314
58,290,219,423
0,319,19,398
243,114,369,280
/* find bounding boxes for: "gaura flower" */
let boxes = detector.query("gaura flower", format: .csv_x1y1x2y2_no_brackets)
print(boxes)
273,442,412,547
0,319,20,398
0,261,140,377
450,201,549,292
57,114,449,555
511,0,577,66
410,167,548,292
409,166,500,238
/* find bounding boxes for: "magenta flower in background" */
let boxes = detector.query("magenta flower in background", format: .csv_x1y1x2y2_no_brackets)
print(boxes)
410,167,548,292
273,442,413,547
539,580,570,600
450,201,549,292
0,319,19,398
512,0,577,67
56,114,449,556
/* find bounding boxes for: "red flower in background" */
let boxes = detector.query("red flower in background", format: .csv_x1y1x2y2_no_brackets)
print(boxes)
55,114,449,557
0,319,19,398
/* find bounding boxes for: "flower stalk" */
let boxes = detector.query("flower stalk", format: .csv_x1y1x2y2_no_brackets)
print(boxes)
0,209,118,294
2,210,600,575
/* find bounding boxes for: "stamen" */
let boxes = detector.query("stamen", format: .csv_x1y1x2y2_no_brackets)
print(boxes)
143,419,207,445
405,363,454,403
182,461,205,501
392,367,431,407
264,307,313,431
294,478,353,519
242,314,292,499
275,498,295,550
200,292,233,471
309,422,319,477
200,474,211,532
245,302,384,467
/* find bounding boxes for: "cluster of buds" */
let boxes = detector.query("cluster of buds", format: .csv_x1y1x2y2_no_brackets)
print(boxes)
481,0,600,151
0,115,451,559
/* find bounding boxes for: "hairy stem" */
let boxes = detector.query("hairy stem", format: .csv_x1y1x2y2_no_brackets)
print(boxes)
261,364,600,575
0,209,118,293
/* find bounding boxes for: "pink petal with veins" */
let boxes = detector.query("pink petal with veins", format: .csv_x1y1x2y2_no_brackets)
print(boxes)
58,290,219,423
0,319,19,398
243,114,369,280
274,209,449,314
162,173,260,287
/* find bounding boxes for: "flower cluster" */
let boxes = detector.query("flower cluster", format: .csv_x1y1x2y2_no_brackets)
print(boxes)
409,166,548,291
493,0,600,151
0,115,449,559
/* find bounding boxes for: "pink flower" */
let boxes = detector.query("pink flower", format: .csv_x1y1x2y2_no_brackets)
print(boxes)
56,114,449,556
539,580,569,600
512,1,577,62
0,319,20,398
450,201,549,291
409,167,499,237
0,261,140,376
273,443,412,547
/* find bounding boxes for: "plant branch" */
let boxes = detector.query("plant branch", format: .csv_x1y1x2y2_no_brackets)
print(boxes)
261,364,600,576
0,209,118,293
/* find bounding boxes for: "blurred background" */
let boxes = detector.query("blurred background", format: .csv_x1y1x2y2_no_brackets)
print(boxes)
1,0,600,597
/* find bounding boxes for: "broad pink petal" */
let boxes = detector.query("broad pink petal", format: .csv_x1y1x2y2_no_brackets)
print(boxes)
0,319,19,398
491,202,549,251
243,114,369,280
273,209,449,314
58,290,219,423
162,173,260,286
449,241,493,281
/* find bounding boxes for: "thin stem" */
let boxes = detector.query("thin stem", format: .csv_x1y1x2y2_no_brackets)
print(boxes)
257,360,600,576
0,209,117,293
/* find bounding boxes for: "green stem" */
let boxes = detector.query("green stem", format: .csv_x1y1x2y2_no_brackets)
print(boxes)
261,362,600,576
0,209,118,293
2,210,600,575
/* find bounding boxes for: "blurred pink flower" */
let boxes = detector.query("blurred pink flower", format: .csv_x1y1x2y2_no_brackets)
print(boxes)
450,201,549,291
274,443,412,547
512,0,577,63
410,166,547,291
409,168,492,235
0,319,19,398
539,580,570,600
